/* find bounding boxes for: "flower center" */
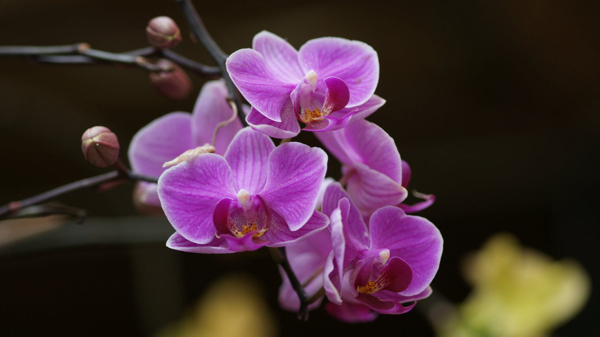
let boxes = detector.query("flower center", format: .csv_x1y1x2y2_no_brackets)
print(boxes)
222,191,270,238
300,107,324,123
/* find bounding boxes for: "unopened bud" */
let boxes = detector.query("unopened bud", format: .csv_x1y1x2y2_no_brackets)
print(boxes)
146,16,182,49
81,126,120,168
149,59,192,100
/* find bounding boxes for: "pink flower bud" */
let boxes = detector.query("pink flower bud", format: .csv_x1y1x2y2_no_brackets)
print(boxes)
146,16,182,49
149,60,192,100
81,126,120,168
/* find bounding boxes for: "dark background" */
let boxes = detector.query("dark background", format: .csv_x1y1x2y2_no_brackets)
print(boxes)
1,0,599,335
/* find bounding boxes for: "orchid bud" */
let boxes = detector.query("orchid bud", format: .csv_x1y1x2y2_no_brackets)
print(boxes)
146,16,182,49
81,126,120,168
149,59,192,100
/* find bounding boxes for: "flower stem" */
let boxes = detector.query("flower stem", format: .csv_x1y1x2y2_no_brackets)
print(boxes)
274,247,310,321
0,44,220,77
0,164,158,221
175,0,247,127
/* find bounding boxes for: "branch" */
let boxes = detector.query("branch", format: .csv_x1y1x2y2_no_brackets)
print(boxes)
176,0,247,126
274,247,310,321
0,165,158,221
0,44,221,78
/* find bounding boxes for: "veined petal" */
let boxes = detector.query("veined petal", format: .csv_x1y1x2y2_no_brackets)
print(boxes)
325,302,378,323
346,94,386,125
246,101,300,139
322,183,370,250
324,252,342,304
191,80,243,155
166,232,233,254
369,207,443,296
298,37,379,107
314,129,353,165
264,210,329,247
224,127,275,194
253,31,304,84
343,120,403,183
347,163,408,216
128,112,194,178
226,49,296,122
158,154,236,244
261,143,328,231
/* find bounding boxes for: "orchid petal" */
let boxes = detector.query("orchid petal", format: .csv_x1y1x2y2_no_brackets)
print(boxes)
322,183,370,249
347,163,407,216
252,31,304,84
325,302,378,323
158,154,236,244
246,102,300,139
128,112,194,178
224,128,275,193
166,232,233,254
399,193,436,214
369,207,443,296
324,251,342,304
191,80,243,154
346,94,386,125
261,143,328,230
298,37,379,107
401,160,411,188
265,210,329,247
222,233,267,252
227,49,296,122
314,129,352,165
344,120,402,183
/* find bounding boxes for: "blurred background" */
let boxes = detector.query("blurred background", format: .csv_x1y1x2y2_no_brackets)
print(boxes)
0,0,598,335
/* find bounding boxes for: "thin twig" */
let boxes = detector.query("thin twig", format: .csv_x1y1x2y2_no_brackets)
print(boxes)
275,247,310,320
0,167,158,221
160,49,220,78
175,0,247,126
1,43,221,77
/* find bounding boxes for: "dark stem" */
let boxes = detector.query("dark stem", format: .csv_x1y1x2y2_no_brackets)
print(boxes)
0,44,220,77
175,0,247,126
160,49,220,78
0,167,158,221
276,247,310,321
0,43,84,56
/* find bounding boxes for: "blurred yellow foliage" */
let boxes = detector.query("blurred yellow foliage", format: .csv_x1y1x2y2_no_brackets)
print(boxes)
438,233,590,337
157,274,277,337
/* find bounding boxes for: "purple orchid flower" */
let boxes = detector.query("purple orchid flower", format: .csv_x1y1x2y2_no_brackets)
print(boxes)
398,160,436,213
316,119,408,216
158,127,330,253
322,183,443,322
128,80,243,206
226,31,385,138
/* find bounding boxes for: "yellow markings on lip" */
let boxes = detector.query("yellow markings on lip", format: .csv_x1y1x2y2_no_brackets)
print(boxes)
356,272,391,294
300,107,324,124
230,222,267,238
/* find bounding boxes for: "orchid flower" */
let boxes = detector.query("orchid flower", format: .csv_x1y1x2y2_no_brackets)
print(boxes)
316,119,408,216
226,31,385,138
128,80,243,206
158,127,329,253
322,183,443,322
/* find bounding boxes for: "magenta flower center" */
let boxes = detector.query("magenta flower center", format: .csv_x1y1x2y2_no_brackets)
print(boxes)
224,189,270,238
